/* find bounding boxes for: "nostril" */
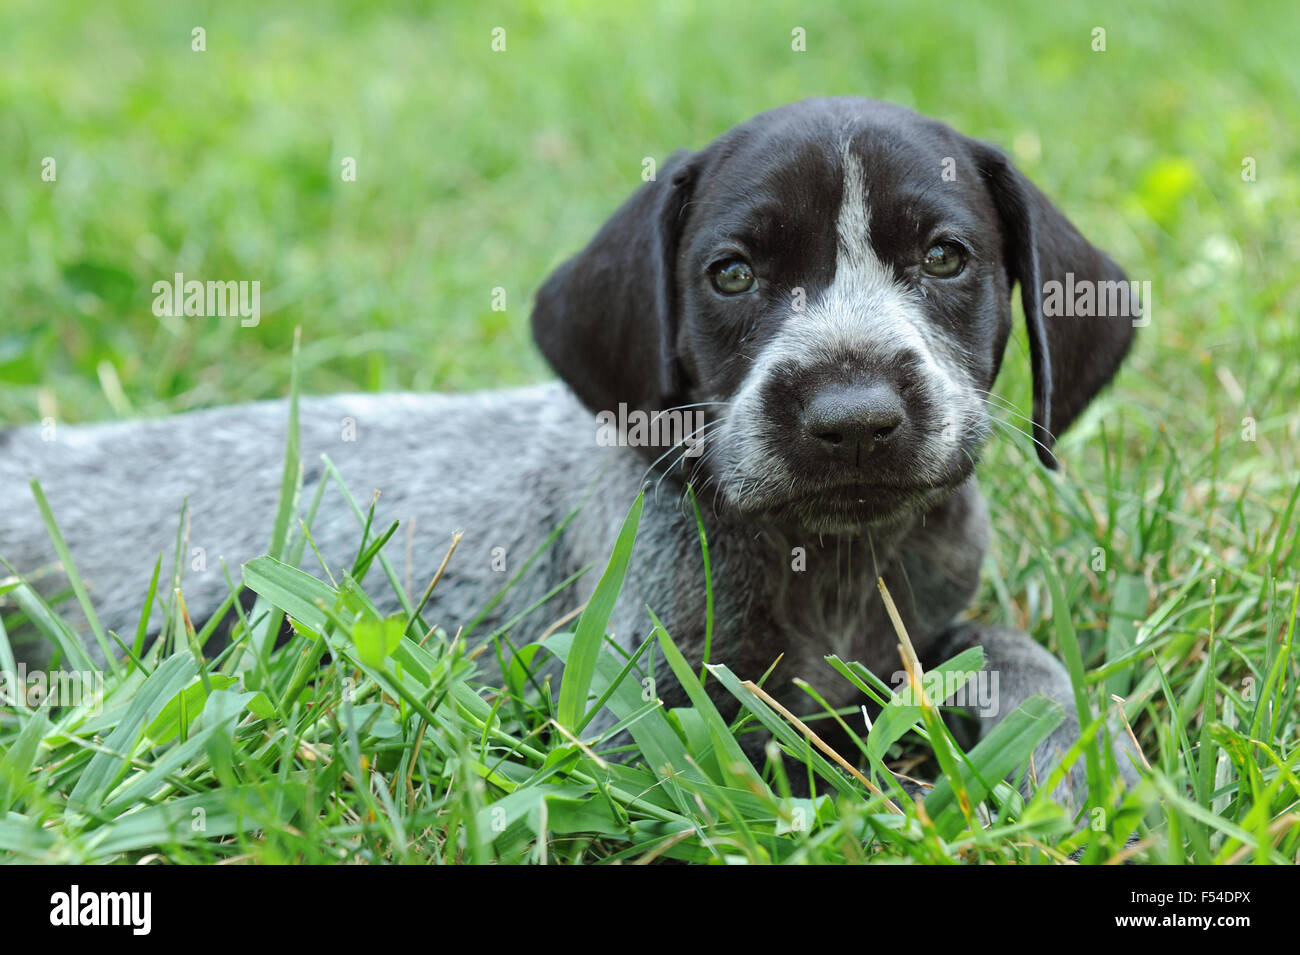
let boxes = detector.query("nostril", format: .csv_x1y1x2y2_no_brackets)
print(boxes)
872,422,898,444
814,430,845,446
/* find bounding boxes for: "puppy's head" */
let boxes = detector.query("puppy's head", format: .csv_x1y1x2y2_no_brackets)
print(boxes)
533,97,1137,534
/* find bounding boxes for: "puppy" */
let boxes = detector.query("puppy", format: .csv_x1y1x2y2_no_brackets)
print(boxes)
1,97,1141,804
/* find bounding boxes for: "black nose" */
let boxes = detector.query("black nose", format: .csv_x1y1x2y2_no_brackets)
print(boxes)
803,383,905,458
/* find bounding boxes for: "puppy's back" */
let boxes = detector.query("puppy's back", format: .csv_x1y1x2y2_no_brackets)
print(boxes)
0,383,602,664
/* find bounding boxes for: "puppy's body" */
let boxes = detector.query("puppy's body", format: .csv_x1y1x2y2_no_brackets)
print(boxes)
3,387,606,657
2,97,1143,803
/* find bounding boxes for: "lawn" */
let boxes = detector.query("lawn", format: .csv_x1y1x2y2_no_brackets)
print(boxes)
0,0,1297,864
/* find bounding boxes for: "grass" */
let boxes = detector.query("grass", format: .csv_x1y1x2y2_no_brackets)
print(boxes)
1,0,1298,863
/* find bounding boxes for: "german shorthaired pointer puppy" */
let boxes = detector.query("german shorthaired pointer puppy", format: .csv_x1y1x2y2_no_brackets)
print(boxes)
1,97,1142,804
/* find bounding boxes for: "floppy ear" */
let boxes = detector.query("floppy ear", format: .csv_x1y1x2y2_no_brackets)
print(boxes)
531,151,698,417
970,141,1138,469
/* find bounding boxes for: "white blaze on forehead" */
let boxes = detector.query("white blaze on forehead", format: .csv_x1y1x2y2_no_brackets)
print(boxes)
834,149,887,277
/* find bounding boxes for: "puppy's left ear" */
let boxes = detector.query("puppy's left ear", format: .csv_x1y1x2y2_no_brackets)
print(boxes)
531,150,698,417
969,140,1138,468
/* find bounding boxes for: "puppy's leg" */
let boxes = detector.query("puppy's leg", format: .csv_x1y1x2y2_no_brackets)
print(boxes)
928,623,1142,808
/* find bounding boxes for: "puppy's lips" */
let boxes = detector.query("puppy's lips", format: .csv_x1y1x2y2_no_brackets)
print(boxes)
718,442,979,527
744,444,978,513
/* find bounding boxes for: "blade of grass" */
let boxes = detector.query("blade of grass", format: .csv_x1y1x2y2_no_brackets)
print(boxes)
25,481,120,675
557,492,642,731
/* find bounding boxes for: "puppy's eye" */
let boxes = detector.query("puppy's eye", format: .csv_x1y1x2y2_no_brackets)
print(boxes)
921,241,966,278
709,259,757,295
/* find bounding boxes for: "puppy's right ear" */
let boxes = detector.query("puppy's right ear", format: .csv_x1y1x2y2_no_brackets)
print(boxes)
968,140,1138,469
532,150,697,416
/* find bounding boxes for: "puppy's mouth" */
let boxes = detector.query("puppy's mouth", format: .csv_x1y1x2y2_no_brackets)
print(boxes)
726,460,976,533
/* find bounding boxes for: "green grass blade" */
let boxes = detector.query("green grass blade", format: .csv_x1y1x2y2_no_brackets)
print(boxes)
924,693,1065,838
557,492,643,730
24,481,120,675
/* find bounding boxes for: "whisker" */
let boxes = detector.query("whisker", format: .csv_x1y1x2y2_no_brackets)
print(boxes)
650,419,727,500
639,415,726,487
971,388,1051,440
987,415,1057,460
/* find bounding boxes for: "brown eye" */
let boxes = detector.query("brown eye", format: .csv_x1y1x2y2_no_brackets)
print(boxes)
921,241,966,278
709,258,757,294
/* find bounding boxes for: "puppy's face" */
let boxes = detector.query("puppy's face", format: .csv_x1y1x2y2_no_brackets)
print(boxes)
675,112,1008,532
533,98,1137,534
